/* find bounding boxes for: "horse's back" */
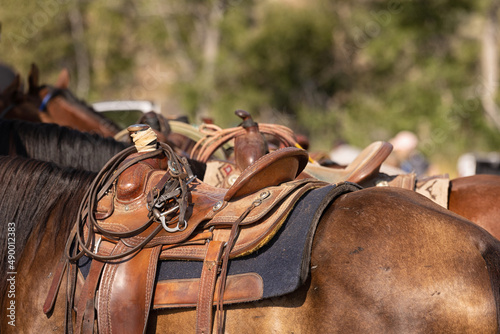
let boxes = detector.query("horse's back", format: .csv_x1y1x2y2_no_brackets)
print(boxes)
150,186,500,333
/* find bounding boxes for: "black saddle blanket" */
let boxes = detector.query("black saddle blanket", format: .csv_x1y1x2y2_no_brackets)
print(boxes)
79,182,361,300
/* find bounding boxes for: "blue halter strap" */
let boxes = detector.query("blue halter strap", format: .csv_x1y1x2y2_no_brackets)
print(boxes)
39,90,55,112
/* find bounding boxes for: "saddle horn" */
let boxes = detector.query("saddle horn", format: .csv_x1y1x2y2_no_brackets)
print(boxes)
234,110,269,171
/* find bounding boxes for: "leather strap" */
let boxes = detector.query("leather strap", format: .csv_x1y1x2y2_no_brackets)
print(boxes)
66,261,78,334
97,242,161,334
196,240,226,334
75,241,112,334
43,256,67,314
76,260,104,334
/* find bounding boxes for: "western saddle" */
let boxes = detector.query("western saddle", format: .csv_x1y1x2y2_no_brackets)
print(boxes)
45,124,328,334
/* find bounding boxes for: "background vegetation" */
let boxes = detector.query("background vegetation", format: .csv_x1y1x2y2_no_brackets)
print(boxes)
2,0,500,175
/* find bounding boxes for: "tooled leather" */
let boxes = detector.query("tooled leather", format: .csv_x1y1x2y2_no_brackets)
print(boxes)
97,172,320,251
115,152,170,204
97,242,126,334
208,179,324,226
97,171,212,247
158,180,326,260
96,147,309,239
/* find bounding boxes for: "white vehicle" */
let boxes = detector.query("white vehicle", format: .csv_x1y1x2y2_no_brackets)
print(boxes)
92,100,160,129
457,152,500,176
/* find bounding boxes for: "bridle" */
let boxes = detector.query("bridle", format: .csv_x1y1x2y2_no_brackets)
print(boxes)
38,86,66,111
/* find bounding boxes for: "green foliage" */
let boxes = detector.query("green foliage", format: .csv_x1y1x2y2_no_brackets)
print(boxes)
1,0,500,173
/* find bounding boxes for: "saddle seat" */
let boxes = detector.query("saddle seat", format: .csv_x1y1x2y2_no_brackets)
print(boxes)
301,141,393,185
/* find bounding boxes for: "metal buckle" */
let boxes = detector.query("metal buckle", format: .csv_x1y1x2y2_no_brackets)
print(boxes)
160,217,187,233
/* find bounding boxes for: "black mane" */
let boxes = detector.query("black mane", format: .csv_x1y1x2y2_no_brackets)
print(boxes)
0,119,129,172
0,156,96,303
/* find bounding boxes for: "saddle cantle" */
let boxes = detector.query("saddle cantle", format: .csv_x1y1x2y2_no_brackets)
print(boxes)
50,124,335,334
301,141,393,185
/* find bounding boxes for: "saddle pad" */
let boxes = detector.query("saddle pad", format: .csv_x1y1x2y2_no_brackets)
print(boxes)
415,174,449,209
79,182,361,301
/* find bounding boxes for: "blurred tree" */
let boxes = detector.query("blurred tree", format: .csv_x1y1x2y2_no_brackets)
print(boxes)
1,0,500,172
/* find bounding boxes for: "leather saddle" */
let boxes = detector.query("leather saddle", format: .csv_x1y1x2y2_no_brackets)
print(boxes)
63,128,325,334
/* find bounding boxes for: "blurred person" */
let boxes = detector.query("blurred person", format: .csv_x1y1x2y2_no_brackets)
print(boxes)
457,153,476,177
387,131,429,177
329,139,362,167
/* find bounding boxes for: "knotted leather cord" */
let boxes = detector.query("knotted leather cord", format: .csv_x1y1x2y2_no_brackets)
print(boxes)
191,123,299,163
66,142,193,263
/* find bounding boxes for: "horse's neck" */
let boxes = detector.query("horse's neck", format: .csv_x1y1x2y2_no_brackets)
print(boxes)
48,97,119,137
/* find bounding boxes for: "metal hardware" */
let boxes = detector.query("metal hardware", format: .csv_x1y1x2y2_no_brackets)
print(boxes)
213,201,223,211
160,217,187,233
260,190,270,199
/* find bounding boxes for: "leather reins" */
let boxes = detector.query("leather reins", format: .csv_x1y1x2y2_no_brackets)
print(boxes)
65,142,194,263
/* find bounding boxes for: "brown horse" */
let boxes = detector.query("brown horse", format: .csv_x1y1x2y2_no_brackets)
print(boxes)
0,153,499,333
0,119,206,176
449,174,500,240
0,64,121,137
25,64,122,137
0,119,128,172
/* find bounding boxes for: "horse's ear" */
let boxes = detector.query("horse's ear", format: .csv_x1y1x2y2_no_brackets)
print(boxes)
55,68,70,89
28,63,39,94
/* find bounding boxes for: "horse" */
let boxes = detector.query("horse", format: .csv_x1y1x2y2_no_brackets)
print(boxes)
0,148,499,333
0,64,121,137
0,74,44,123
449,174,500,240
24,64,122,137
